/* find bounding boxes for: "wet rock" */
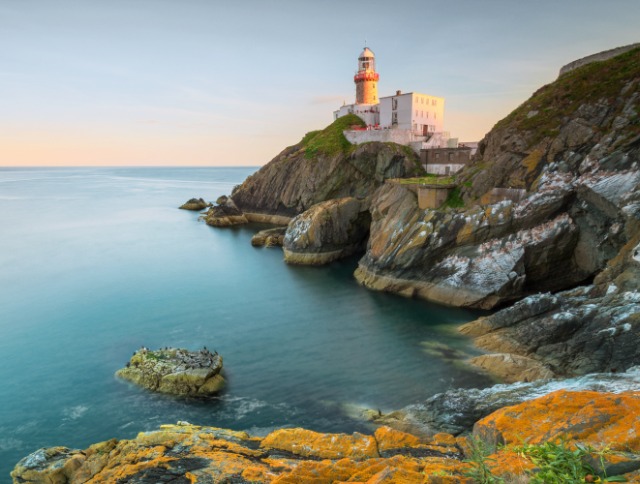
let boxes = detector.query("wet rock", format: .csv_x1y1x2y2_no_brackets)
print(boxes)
283,197,371,265
251,226,286,247
373,367,640,436
179,197,210,211
203,197,248,227
115,347,224,397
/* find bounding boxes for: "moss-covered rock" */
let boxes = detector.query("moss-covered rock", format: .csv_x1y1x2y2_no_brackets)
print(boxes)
115,347,224,397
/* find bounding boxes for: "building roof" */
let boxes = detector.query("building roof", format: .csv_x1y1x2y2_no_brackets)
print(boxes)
359,47,375,59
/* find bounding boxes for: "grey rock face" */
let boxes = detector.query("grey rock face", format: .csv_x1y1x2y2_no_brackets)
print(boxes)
231,142,420,217
375,367,640,436
283,197,371,265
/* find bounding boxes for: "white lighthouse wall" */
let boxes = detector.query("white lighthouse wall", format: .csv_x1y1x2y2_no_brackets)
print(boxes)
379,93,444,134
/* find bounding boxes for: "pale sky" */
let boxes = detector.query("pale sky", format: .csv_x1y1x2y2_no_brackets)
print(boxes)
1,0,639,166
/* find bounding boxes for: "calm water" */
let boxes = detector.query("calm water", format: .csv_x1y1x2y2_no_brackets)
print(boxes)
0,167,493,477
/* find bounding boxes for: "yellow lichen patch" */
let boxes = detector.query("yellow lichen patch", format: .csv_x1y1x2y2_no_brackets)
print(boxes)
474,390,640,451
375,426,423,452
260,428,379,460
521,149,544,176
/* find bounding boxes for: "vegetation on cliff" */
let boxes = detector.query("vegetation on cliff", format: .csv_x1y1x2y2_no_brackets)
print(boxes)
301,113,365,158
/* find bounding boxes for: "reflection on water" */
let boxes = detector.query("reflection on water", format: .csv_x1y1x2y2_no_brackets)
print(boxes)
0,167,493,477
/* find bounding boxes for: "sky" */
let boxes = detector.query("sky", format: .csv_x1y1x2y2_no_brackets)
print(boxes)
0,0,639,167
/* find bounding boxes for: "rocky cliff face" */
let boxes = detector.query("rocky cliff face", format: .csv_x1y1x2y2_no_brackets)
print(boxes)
230,114,421,217
354,47,640,377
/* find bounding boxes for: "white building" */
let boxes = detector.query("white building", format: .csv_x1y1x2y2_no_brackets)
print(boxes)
333,48,449,152
379,90,444,135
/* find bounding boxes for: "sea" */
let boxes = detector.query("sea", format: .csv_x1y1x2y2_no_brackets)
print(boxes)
0,167,494,478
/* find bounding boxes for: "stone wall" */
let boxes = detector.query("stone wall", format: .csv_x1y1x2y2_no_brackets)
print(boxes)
344,129,427,149
558,43,640,77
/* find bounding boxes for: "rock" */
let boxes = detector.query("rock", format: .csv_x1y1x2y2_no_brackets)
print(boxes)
474,389,640,450
251,226,286,247
230,115,421,219
12,423,470,484
468,353,555,383
355,48,640,315
179,197,210,210
14,390,640,483
203,196,248,227
372,367,640,436
115,347,224,397
283,197,371,265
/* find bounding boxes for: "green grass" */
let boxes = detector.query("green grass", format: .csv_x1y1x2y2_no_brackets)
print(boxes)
493,46,640,144
301,114,365,159
443,187,464,208
464,437,504,484
516,441,627,483
396,175,456,185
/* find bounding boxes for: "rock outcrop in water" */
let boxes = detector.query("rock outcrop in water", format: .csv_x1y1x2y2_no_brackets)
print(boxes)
201,114,421,263
283,197,371,265
179,198,210,211
251,226,287,247
203,196,248,227
13,389,640,483
115,347,224,397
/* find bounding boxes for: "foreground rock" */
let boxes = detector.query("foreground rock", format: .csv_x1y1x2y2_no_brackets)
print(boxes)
251,226,286,247
179,197,210,210
115,347,224,397
283,197,371,265
374,367,640,436
13,390,640,483
203,196,248,227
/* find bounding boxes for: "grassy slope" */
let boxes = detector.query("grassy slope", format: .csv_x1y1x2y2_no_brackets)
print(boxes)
493,47,640,144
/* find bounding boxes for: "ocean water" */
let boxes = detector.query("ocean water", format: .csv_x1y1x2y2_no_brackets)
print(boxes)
0,167,493,478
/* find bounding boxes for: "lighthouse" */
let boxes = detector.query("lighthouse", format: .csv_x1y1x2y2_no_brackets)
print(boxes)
354,47,379,104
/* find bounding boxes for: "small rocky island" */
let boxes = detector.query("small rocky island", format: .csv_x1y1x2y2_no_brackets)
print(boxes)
115,347,224,397
179,198,211,211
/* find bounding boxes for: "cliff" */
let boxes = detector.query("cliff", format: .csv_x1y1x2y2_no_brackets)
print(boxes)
230,114,422,218
13,389,640,483
354,46,640,378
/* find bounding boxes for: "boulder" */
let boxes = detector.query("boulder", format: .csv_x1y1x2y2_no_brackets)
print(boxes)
283,197,371,265
372,367,640,436
203,197,248,227
179,197,210,211
115,347,224,397
251,226,286,247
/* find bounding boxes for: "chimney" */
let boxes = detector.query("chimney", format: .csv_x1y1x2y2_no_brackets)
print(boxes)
396,90,402,95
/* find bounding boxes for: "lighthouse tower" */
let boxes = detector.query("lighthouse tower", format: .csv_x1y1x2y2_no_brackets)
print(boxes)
354,47,379,104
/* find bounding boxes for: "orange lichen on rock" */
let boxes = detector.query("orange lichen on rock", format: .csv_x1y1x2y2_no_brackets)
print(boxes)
14,390,640,484
260,427,379,460
374,426,423,452
474,390,640,451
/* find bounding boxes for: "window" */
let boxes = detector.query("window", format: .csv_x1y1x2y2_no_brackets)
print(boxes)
392,99,398,110
432,99,437,106
415,110,418,117
392,112,398,125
